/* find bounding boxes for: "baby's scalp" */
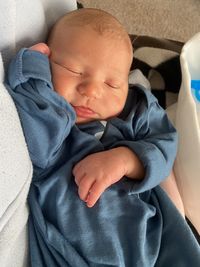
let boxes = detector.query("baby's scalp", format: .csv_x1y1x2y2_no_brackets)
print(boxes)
47,8,133,61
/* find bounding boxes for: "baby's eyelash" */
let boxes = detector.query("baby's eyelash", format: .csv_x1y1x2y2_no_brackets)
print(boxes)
104,82,119,89
61,65,82,75
52,60,82,75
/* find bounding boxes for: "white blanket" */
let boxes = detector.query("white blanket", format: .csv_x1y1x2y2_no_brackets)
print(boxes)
0,1,77,266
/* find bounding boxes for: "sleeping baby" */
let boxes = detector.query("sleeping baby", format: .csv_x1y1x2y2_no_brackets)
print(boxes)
6,8,200,267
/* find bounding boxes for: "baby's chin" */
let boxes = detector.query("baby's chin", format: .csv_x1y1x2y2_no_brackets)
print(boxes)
75,116,96,124
75,114,119,124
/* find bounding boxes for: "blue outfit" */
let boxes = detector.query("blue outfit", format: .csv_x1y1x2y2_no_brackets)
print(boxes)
6,49,200,267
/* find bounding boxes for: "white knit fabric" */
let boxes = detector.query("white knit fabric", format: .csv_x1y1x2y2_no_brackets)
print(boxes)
0,1,77,266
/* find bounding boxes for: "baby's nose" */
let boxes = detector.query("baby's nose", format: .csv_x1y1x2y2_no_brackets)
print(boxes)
77,81,102,98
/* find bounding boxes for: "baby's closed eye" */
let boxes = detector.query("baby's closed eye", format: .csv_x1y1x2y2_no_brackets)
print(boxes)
104,81,120,89
51,60,82,76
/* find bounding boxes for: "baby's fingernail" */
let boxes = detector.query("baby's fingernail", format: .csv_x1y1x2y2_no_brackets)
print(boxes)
85,191,92,202
87,202,93,208
86,198,93,207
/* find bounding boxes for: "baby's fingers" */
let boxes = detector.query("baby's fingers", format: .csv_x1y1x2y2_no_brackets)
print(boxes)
29,43,50,56
78,175,94,202
85,181,108,208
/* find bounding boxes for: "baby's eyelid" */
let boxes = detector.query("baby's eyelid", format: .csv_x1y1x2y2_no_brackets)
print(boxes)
104,82,120,89
67,68,82,75
51,60,82,75
62,65,82,75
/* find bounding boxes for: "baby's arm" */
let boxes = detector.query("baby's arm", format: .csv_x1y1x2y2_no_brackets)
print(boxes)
73,147,185,217
6,44,76,170
73,146,144,208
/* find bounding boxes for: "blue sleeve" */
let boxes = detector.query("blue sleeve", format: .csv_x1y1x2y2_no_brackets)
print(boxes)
113,87,178,193
6,48,76,169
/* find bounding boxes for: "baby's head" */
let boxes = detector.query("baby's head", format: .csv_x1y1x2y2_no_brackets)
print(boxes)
47,8,133,124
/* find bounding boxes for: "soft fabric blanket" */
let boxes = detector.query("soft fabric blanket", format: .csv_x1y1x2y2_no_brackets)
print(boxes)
129,34,183,109
5,48,200,267
0,1,77,266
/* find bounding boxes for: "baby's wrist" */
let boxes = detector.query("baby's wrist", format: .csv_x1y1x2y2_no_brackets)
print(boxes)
114,146,144,179
111,147,133,176
120,147,134,177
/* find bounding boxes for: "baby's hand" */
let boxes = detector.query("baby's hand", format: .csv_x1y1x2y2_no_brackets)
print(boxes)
29,43,50,57
72,147,128,208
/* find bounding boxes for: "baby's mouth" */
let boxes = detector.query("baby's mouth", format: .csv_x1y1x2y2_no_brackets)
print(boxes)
72,105,96,118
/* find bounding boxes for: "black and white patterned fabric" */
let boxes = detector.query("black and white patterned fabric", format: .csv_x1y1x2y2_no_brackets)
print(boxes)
130,35,184,109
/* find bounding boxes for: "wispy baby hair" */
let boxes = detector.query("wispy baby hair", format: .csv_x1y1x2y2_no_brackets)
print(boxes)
47,8,133,55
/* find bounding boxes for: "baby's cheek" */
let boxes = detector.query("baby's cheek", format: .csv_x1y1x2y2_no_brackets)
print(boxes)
111,97,126,115
53,80,72,102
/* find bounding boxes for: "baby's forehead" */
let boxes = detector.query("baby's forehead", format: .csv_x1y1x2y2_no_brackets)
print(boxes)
48,9,133,68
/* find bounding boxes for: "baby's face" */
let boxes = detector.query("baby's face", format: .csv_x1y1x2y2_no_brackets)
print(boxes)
49,26,132,124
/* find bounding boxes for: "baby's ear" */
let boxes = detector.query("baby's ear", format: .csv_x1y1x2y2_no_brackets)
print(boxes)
29,43,50,57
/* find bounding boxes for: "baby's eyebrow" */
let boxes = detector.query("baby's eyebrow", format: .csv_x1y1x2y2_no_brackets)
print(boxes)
109,67,129,78
108,73,128,83
107,77,124,84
